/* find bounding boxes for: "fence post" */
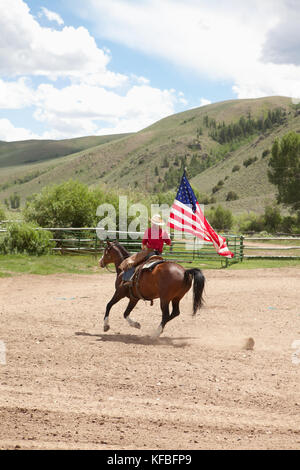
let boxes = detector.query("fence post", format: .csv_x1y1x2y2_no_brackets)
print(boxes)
240,235,244,261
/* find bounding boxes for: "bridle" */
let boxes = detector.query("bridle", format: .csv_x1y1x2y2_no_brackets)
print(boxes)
101,242,119,273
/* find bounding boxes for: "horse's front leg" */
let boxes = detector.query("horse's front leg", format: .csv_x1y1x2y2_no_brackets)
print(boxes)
124,298,140,329
103,288,125,332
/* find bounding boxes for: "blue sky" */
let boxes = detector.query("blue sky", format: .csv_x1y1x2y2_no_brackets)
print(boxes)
0,0,299,141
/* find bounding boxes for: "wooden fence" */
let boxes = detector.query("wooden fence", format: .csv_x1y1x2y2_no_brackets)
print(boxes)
31,227,244,268
243,237,300,259
2,222,300,263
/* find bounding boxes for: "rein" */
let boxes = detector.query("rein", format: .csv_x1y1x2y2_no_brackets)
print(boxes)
103,242,128,273
105,264,116,273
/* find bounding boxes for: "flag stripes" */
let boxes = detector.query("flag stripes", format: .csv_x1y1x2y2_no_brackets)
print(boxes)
168,173,234,259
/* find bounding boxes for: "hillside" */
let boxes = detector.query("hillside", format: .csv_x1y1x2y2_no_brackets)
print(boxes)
0,133,132,168
0,96,299,215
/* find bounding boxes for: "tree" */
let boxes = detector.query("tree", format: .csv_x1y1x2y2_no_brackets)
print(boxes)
9,193,20,209
268,131,300,211
0,222,54,255
207,205,233,231
24,180,118,229
263,206,282,232
0,204,5,221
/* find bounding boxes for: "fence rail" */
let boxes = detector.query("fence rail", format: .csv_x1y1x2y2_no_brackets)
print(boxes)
243,236,300,259
43,228,243,267
0,227,240,267
2,223,300,263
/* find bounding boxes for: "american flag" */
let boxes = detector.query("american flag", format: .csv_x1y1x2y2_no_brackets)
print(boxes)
168,172,234,258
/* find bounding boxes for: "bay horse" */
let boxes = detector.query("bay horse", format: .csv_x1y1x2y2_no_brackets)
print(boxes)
99,241,205,337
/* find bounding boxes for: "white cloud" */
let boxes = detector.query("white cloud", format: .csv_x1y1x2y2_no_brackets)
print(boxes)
0,0,122,85
0,0,187,141
33,82,180,138
199,98,211,107
39,7,64,26
0,118,40,141
0,77,34,108
81,0,300,99
0,76,181,140
262,0,300,66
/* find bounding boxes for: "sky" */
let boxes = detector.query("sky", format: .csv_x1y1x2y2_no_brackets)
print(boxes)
0,0,300,141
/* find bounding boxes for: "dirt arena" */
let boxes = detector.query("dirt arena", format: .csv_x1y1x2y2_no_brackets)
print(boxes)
0,267,299,450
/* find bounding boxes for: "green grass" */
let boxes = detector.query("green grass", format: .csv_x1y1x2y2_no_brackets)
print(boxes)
228,258,300,269
0,253,102,276
0,253,299,277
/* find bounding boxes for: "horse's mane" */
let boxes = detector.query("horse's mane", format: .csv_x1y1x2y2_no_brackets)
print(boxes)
113,241,130,259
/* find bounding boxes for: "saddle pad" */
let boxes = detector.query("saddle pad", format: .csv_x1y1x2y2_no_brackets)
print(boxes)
142,259,165,271
122,266,135,281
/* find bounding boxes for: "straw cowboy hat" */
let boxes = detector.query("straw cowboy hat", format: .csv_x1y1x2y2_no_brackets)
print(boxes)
150,214,165,226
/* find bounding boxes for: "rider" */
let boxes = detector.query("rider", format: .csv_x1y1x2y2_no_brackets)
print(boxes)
121,214,172,285
142,213,172,256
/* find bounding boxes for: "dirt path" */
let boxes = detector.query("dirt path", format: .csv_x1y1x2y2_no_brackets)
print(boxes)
0,268,299,449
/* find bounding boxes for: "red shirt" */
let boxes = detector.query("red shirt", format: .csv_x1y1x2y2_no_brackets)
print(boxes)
142,227,171,253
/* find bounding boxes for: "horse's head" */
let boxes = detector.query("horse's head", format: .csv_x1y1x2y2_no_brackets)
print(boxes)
99,241,116,268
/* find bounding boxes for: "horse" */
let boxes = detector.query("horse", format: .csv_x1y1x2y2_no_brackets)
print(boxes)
99,241,205,337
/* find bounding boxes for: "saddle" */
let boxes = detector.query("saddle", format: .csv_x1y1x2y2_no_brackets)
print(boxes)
122,255,164,282
121,254,165,302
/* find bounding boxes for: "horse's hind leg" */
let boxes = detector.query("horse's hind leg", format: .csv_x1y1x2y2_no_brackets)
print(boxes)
103,288,125,332
124,298,140,329
169,298,180,322
153,300,170,338
153,299,181,338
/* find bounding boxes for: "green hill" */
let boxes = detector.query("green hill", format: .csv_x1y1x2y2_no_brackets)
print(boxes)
0,134,132,167
1,96,299,215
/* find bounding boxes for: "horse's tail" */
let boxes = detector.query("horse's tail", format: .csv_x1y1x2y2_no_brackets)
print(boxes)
184,268,205,315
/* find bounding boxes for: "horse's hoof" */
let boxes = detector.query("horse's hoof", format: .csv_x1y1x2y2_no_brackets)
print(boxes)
151,325,163,338
134,322,141,329
103,324,110,332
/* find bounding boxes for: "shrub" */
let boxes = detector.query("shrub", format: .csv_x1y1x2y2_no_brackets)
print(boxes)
24,180,118,229
237,207,286,233
161,157,169,168
0,204,5,221
281,215,297,233
0,223,55,255
205,205,233,231
212,180,224,194
243,156,258,167
232,165,240,172
226,191,239,201
9,193,21,209
196,193,212,205
238,213,265,233
263,206,282,232
262,149,270,158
